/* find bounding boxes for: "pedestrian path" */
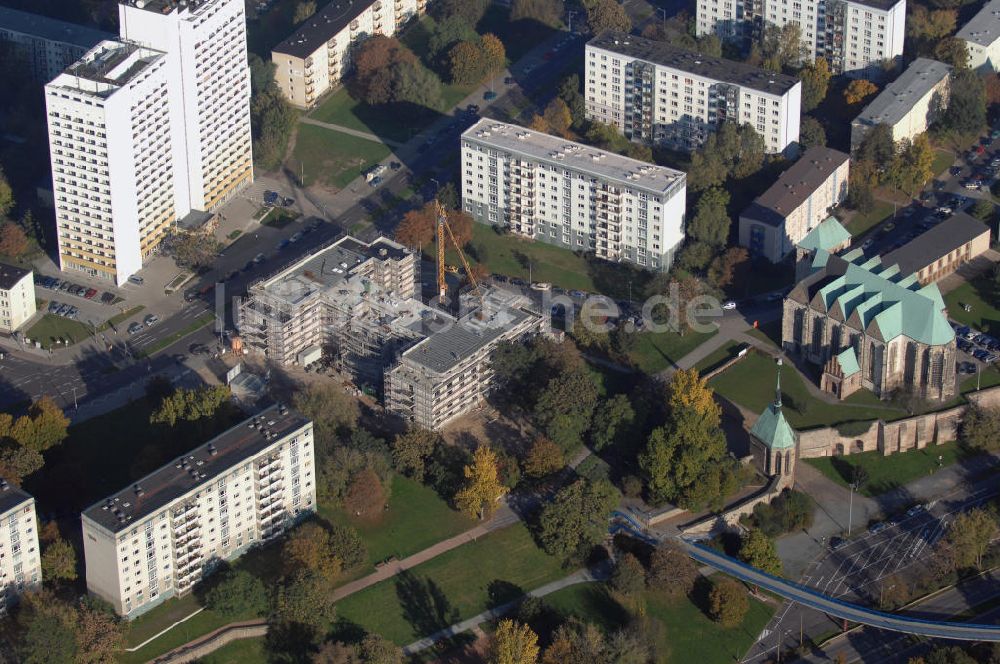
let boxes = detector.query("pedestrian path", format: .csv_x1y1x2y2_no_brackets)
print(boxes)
299,117,405,149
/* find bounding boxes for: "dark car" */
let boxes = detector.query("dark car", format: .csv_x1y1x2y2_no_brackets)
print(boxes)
484,90,497,100
101,292,115,304
466,104,480,113
829,537,848,551
263,190,279,205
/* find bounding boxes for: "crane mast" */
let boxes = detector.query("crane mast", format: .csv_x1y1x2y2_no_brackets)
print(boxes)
435,200,484,308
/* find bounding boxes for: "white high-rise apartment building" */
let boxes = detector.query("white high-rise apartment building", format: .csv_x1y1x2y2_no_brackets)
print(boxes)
585,32,801,156
0,481,42,614
272,0,427,109
696,0,906,78
81,405,315,618
46,41,176,284
461,119,687,271
45,0,253,285
0,264,37,333
118,0,254,214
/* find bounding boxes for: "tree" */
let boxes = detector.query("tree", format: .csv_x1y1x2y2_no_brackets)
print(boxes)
709,578,749,627
533,368,599,451
0,168,12,218
610,553,646,595
166,231,221,270
203,568,269,618
352,36,416,105
537,479,619,560
752,23,806,72
392,428,440,481
292,383,359,451
271,572,338,642
40,537,76,583
646,541,699,598
427,15,479,59
640,369,730,508
878,573,910,609
522,437,564,478
677,241,716,271
313,641,362,664
942,69,987,135
558,75,586,128
0,397,70,454
586,0,631,34
935,37,969,69
76,598,127,664
924,647,979,664
0,222,28,258
889,133,935,196
455,445,507,520
344,468,387,520
844,79,878,105
490,619,540,664
251,85,296,171
449,40,486,85
799,116,827,149
542,98,573,138
971,198,996,222
149,385,231,429
284,523,343,582
688,187,731,247
799,58,832,111
395,203,437,247
359,633,403,663
739,529,783,576
393,60,444,109
16,591,78,664
481,34,507,78
293,0,316,24
0,444,43,484
947,508,998,569
328,523,368,569
708,246,749,289
908,6,957,53
855,123,895,165
511,0,565,28
961,405,1000,451
432,0,489,26
589,394,635,451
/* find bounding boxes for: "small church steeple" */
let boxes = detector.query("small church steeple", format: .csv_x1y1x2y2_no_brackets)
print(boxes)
775,358,783,409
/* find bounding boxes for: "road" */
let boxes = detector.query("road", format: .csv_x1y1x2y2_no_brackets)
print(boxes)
686,542,1000,642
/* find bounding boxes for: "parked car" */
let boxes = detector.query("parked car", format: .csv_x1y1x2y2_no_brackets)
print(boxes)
128,322,142,335
128,275,144,285
722,301,737,310
101,292,115,304
253,253,266,264
144,314,159,327
829,537,848,551
868,522,889,535
483,90,497,100
84,288,97,299
289,232,303,244
48,301,60,314
263,190,279,205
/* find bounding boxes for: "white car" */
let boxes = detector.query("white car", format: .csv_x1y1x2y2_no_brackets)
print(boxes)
722,301,737,310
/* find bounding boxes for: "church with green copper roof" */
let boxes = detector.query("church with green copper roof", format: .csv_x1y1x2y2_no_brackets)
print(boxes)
749,358,798,484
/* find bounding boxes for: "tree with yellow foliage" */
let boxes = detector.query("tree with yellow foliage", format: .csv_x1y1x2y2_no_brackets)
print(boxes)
844,79,878,105
489,619,539,664
455,445,507,520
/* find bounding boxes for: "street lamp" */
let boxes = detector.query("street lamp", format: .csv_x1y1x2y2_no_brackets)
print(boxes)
847,479,856,537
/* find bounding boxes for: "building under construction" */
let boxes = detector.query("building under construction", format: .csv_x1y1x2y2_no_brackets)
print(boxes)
235,235,542,429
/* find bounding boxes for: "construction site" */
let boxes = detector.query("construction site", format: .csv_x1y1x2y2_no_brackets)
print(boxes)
234,230,544,430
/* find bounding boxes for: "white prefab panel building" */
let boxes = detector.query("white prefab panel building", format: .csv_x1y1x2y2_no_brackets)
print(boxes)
0,6,111,82
460,119,687,272
46,41,177,285
118,0,254,213
585,32,801,156
0,483,41,614
272,0,427,109
0,264,36,333
957,0,1000,72
81,405,316,618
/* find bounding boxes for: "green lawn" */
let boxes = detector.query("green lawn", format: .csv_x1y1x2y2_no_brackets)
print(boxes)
932,148,956,179
320,475,473,567
845,200,895,237
804,440,978,497
292,124,392,190
25,314,94,349
451,223,652,299
944,277,1000,335
100,306,145,332
709,351,904,430
335,523,564,645
310,88,431,144
196,637,268,664
261,208,300,228
544,581,775,664
120,601,259,664
627,328,719,374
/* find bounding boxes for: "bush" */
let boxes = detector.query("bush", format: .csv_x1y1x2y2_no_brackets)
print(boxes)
610,553,646,595
744,489,815,537
328,523,368,569
202,569,269,619
709,578,749,627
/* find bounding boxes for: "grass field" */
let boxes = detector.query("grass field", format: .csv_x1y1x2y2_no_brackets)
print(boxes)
804,440,978,497
627,328,718,374
321,475,473,567
544,581,774,664
709,351,904,430
197,638,268,664
448,224,651,299
845,201,895,237
335,523,564,645
292,124,391,190
99,306,145,332
944,277,1000,335
694,341,745,374
25,314,94,349
932,148,956,179
261,208,300,228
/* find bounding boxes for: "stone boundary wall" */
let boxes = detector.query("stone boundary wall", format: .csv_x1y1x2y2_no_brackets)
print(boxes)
680,474,786,537
797,385,1000,459
152,620,267,663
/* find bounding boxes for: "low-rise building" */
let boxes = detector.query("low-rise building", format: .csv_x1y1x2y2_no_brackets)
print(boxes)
783,249,956,401
0,481,41,614
738,147,850,263
957,0,1000,72
0,264,36,333
585,32,801,155
0,6,110,82
81,404,315,618
235,236,543,429
850,58,952,152
881,212,991,285
460,119,687,272
271,0,426,109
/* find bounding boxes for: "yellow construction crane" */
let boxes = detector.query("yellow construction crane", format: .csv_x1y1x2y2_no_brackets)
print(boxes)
435,200,484,306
